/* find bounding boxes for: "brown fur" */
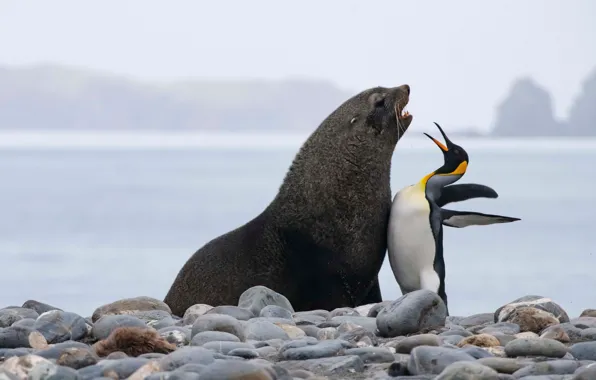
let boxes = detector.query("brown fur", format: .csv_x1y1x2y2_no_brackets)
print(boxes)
92,326,176,357
164,85,413,316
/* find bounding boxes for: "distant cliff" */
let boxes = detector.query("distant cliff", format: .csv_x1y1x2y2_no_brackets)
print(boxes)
0,65,352,132
0,64,594,136
492,69,595,136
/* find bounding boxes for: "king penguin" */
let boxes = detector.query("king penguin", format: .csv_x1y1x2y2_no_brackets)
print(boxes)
387,122,520,314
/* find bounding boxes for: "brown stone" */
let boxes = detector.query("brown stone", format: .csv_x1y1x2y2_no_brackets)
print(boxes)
91,296,171,322
502,306,559,333
580,309,596,318
539,325,571,343
456,333,500,348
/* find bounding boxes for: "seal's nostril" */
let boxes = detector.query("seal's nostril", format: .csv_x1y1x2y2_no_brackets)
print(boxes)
402,84,410,95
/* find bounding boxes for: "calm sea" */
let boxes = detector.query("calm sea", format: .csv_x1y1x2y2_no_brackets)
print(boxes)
1,131,594,318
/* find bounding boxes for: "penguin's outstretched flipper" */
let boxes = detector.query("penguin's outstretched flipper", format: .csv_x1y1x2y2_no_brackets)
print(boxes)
435,183,498,207
441,209,520,228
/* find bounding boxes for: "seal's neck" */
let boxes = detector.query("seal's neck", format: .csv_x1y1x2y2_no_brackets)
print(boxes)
269,127,395,226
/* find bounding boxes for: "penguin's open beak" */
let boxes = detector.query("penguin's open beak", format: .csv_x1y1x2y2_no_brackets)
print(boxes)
424,122,469,177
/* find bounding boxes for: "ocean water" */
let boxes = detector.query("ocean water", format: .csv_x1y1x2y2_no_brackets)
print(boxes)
1,132,595,318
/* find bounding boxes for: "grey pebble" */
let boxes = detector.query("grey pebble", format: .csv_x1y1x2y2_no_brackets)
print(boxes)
458,313,495,328
330,316,377,334
158,346,215,371
570,341,596,360
366,301,392,318
206,305,255,321
227,347,259,359
199,359,276,380
512,359,583,377
243,320,290,341
396,334,441,354
21,300,62,315
237,285,294,316
259,305,293,320
504,338,568,358
477,357,533,374
201,341,255,355
190,313,245,341
0,308,39,328
91,315,146,340
580,328,596,341
408,346,476,375
343,347,394,363
33,310,88,343
330,307,360,317
276,355,364,376
281,339,352,360
297,324,320,338
435,361,499,379
190,330,240,346
377,290,447,338
476,322,521,335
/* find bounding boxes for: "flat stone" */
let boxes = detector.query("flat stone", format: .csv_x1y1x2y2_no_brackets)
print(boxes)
330,316,377,334
571,317,596,329
459,313,495,328
343,347,395,363
435,361,499,379
158,346,215,371
511,359,583,377
198,360,275,380
475,322,521,335
281,339,352,360
276,355,364,376
33,310,88,344
395,334,441,354
92,296,171,322
504,338,568,358
21,300,62,315
190,331,240,346
275,323,305,339
205,306,254,321
477,357,533,374
581,328,596,341
0,308,39,328
407,345,476,375
201,341,255,355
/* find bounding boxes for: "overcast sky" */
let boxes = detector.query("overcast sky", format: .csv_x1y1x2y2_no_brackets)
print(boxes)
1,0,594,131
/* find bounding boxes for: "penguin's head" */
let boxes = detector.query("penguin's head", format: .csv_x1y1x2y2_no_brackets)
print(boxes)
421,122,469,191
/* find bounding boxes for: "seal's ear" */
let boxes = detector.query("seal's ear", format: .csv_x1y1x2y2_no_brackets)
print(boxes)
368,92,386,108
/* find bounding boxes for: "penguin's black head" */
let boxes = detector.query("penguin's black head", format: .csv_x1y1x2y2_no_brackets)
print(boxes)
424,122,468,177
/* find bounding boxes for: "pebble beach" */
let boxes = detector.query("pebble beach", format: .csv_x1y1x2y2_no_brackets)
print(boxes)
1,287,595,380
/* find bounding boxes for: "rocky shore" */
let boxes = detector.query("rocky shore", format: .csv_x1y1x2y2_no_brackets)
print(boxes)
0,287,595,379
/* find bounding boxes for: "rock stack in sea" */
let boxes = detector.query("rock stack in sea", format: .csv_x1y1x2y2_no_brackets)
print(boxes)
1,288,595,379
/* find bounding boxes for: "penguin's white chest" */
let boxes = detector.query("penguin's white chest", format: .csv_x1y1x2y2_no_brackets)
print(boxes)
387,185,440,294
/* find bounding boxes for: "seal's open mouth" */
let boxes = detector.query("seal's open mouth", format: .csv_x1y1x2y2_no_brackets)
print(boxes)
395,96,413,124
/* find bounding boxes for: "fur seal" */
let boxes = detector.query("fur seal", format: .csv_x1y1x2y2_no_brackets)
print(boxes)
164,84,413,316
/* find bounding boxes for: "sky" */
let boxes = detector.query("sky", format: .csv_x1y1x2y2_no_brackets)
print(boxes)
0,0,595,131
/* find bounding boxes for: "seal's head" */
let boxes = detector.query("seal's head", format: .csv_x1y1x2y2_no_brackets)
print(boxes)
276,84,413,217
324,84,413,147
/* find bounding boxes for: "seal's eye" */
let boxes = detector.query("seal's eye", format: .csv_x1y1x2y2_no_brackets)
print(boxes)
350,117,358,124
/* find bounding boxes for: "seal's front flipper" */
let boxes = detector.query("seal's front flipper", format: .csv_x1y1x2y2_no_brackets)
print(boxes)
436,183,498,207
441,208,520,228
